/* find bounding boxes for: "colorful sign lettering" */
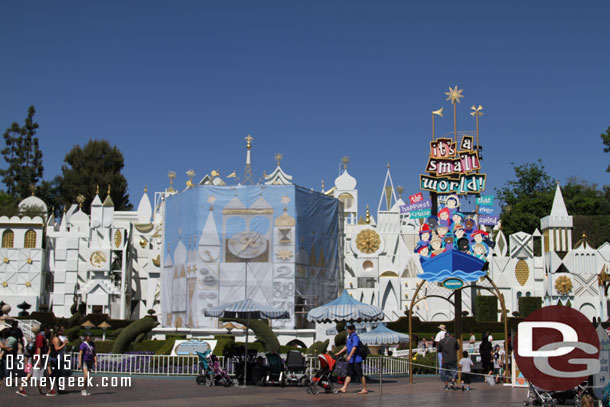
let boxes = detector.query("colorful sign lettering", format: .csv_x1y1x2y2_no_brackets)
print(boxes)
409,193,424,204
410,209,432,219
419,173,486,194
478,206,495,215
479,215,499,225
477,195,493,206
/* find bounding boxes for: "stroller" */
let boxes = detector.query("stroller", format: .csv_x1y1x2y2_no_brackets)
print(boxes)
307,354,342,395
261,353,286,386
523,382,556,407
196,350,235,387
285,350,309,387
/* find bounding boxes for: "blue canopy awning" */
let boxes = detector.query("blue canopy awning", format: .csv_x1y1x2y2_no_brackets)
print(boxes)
307,290,384,323
359,323,409,345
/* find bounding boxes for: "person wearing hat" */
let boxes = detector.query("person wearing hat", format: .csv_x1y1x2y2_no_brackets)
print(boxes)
335,324,368,394
434,324,447,369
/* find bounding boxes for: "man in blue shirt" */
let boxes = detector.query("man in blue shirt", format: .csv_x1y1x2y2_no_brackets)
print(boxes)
335,324,368,394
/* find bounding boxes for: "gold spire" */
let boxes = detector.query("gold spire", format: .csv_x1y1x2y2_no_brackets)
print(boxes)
107,184,111,195
470,105,484,117
582,231,587,239
365,204,371,224
29,184,35,196
341,156,349,170
186,170,195,188
96,185,100,195
321,179,325,191
397,186,404,199
275,153,283,166
76,194,86,209
387,162,390,169
432,107,444,117
144,185,148,193
167,171,176,192
245,134,253,149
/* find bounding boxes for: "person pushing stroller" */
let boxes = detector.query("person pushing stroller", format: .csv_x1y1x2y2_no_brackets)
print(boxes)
335,324,368,394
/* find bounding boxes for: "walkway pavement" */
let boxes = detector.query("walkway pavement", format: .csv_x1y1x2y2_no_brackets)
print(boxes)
0,375,529,407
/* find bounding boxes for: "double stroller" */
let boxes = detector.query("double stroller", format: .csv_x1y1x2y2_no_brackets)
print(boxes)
196,350,235,387
307,353,346,395
523,381,590,407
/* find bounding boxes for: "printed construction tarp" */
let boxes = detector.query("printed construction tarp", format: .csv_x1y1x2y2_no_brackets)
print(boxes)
161,184,340,329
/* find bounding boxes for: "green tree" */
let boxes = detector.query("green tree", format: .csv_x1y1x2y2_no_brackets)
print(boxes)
496,160,556,237
601,126,610,172
562,177,610,248
57,140,132,212
0,106,44,199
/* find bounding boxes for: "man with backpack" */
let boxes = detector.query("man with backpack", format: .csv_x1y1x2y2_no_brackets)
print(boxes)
335,324,368,394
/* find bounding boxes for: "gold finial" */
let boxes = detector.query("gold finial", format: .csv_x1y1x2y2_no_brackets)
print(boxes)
107,184,111,196
445,85,464,104
583,231,588,239
186,170,195,188
29,184,35,196
245,134,253,149
144,185,148,193
76,194,86,209
321,179,325,191
341,156,350,170
432,107,444,117
387,162,390,169
397,186,404,198
96,185,100,195
365,204,371,224
167,171,176,192
63,206,67,213
275,153,283,166
211,170,219,178
470,105,484,117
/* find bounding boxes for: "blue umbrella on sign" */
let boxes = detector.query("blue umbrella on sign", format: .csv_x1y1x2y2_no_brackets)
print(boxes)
359,324,409,396
307,290,383,323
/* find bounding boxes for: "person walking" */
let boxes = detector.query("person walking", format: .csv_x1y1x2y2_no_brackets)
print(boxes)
468,332,476,353
438,331,459,390
479,333,493,383
335,324,368,394
459,351,474,391
79,333,97,396
46,327,68,396
434,324,447,371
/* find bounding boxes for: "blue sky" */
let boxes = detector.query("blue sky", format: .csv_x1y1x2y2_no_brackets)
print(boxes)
1,1,609,215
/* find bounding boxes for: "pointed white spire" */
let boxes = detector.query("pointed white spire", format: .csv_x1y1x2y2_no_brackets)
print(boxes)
91,185,103,228
199,210,220,247
137,187,152,223
377,164,397,213
550,182,569,217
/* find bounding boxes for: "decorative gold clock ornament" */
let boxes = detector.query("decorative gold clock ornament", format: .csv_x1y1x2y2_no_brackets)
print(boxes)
355,229,381,254
555,276,573,295
90,251,107,268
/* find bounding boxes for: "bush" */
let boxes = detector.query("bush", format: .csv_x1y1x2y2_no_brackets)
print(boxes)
412,351,437,374
154,336,184,355
111,316,158,354
387,316,522,337
65,325,81,342
220,318,280,353
213,335,235,356
475,296,498,322
519,296,542,318
306,339,329,355
28,311,57,327
94,340,115,353
334,330,347,347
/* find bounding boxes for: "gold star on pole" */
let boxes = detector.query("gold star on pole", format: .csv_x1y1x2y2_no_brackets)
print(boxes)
207,195,217,204
281,196,291,205
445,86,464,104
275,153,283,166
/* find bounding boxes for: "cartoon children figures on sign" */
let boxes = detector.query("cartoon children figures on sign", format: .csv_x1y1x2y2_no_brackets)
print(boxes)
413,194,492,264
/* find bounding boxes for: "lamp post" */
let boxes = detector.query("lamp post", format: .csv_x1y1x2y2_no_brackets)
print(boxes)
98,321,111,341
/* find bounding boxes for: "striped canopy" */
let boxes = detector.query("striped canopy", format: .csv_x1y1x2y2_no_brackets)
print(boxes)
204,299,289,319
307,290,384,323
359,323,409,345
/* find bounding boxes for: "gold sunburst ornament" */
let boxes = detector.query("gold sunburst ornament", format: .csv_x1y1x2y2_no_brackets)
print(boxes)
445,86,464,104
356,229,381,254
555,275,573,295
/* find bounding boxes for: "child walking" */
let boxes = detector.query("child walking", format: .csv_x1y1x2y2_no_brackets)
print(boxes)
459,351,474,391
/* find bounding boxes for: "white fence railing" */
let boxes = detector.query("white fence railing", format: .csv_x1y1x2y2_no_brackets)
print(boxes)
68,353,410,377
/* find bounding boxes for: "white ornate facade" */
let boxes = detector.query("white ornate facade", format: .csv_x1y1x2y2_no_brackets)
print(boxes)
337,166,610,322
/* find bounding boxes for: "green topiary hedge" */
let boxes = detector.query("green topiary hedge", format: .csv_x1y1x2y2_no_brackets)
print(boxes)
519,296,542,318
220,318,280,353
475,295,498,322
306,339,329,355
154,336,184,355
94,340,115,353
111,316,158,354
